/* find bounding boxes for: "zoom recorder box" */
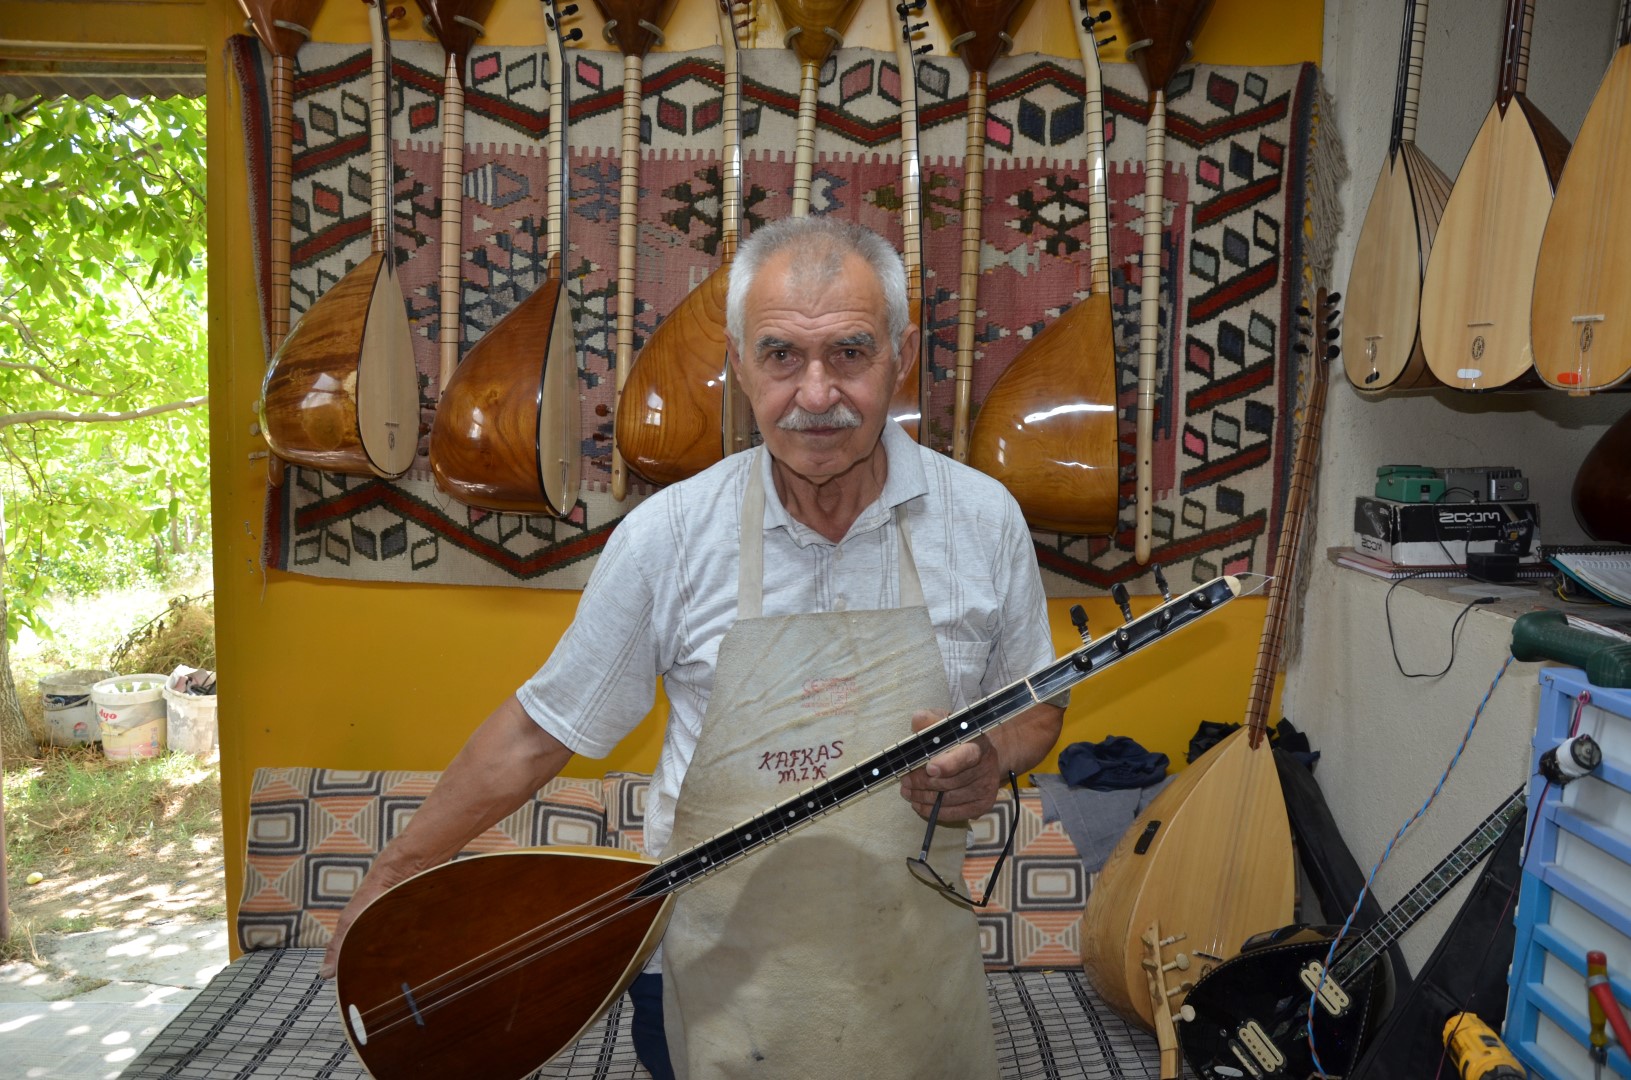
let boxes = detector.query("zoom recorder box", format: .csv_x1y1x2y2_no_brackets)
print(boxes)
1353,497,1542,565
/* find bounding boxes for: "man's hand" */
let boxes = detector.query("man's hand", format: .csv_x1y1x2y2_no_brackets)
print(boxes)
899,709,1004,823
319,863,412,978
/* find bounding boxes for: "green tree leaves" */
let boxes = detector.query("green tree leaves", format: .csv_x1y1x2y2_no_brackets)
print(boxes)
0,93,209,643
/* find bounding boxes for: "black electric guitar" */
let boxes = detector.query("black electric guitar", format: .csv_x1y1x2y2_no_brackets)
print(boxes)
1179,787,1526,1079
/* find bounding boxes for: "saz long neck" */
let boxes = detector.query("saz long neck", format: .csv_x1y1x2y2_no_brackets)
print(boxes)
894,6,925,307
1618,0,1630,49
629,575,1241,900
718,1,743,262
1389,0,1430,151
367,1,396,256
1496,0,1535,110
1073,1,1110,293
543,3,570,262
1332,787,1526,983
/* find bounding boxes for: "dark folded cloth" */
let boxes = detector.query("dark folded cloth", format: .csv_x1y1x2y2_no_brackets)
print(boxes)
1057,734,1169,790
1031,772,1173,874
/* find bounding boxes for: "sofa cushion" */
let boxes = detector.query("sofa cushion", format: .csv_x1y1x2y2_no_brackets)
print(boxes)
121,949,1169,1079
238,768,625,952
237,768,1086,969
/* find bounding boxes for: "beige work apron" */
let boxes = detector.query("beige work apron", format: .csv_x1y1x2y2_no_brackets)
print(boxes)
661,457,998,1079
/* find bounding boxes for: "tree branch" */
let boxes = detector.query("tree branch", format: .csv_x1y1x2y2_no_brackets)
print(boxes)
0,359,109,398
0,395,207,429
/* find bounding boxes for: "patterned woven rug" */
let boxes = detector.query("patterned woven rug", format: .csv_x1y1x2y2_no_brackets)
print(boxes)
235,36,1335,594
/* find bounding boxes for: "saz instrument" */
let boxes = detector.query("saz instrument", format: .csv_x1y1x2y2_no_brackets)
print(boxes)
1117,0,1215,563
1419,0,1569,391
238,0,326,353
771,0,865,217
417,0,495,395
337,576,1244,1079
258,0,420,481
1532,0,1631,393
887,0,930,441
429,0,583,516
937,0,1027,463
1180,789,1526,1080
1574,404,1631,542
967,0,1117,535
1244,290,1339,748
614,0,752,488
1342,0,1452,394
601,0,681,502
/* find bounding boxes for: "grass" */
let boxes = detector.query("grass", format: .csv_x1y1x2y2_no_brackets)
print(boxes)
4,577,223,963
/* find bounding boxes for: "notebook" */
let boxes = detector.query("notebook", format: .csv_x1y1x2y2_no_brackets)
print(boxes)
1546,546,1631,608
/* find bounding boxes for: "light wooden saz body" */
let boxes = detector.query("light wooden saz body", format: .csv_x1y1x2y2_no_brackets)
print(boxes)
429,0,581,516
258,0,419,480
1080,727,1295,1029
1420,0,1569,391
968,0,1115,535
1343,0,1451,393
1532,12,1631,393
1344,145,1451,392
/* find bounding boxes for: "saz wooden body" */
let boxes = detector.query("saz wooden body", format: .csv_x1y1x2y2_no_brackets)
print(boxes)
260,251,419,477
1420,0,1568,391
615,0,748,486
1080,728,1295,1030
259,1,419,480
1344,145,1451,392
1532,16,1631,392
337,847,670,1080
1343,0,1451,393
968,0,1115,535
429,0,581,516
1574,405,1631,542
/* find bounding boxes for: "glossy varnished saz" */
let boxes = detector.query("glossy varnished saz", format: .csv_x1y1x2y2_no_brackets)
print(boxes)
1343,0,1452,393
1420,0,1569,391
429,0,581,516
1532,6,1631,393
615,0,751,486
968,0,1116,536
258,0,419,481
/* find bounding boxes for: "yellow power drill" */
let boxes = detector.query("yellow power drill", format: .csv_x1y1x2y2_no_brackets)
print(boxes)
1443,1012,1524,1080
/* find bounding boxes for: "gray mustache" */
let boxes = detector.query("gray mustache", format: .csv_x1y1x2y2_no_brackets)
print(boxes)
777,404,863,431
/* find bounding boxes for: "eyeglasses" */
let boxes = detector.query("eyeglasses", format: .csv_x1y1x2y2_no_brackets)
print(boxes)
905,771,1020,908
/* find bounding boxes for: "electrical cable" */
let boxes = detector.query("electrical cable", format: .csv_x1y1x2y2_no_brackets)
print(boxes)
1307,652,1514,1077
1385,571,1498,678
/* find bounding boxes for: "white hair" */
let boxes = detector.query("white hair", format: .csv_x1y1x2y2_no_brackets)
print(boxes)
726,217,911,353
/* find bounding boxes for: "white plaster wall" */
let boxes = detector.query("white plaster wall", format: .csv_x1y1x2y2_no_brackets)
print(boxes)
1286,0,1631,973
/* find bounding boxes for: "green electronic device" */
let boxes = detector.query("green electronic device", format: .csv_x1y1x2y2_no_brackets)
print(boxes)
1375,464,1447,503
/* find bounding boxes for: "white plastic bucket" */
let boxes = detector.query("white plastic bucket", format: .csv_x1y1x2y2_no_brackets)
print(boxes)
163,683,218,757
91,675,168,760
39,668,113,747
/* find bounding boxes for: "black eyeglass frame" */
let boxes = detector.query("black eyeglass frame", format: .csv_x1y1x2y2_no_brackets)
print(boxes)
905,771,1020,908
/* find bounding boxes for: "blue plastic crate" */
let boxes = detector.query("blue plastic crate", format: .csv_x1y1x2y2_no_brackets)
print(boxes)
1507,668,1631,1079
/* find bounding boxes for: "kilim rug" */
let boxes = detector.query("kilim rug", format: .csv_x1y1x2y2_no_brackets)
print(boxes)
233,35,1338,594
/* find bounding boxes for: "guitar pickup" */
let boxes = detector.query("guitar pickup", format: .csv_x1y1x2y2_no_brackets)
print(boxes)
1299,960,1351,1016
1232,1020,1284,1073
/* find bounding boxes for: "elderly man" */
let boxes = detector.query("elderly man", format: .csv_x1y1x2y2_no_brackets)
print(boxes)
322,217,1063,1079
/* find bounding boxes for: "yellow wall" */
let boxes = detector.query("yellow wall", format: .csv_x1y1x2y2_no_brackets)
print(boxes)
3,0,1320,947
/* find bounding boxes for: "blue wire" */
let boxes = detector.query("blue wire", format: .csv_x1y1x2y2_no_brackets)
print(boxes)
1305,652,1515,1076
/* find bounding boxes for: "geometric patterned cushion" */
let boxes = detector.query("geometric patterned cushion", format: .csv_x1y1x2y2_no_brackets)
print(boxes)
235,768,1085,969
237,768,647,952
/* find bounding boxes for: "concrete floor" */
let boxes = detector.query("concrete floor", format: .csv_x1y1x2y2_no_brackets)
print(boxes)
0,920,228,1079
